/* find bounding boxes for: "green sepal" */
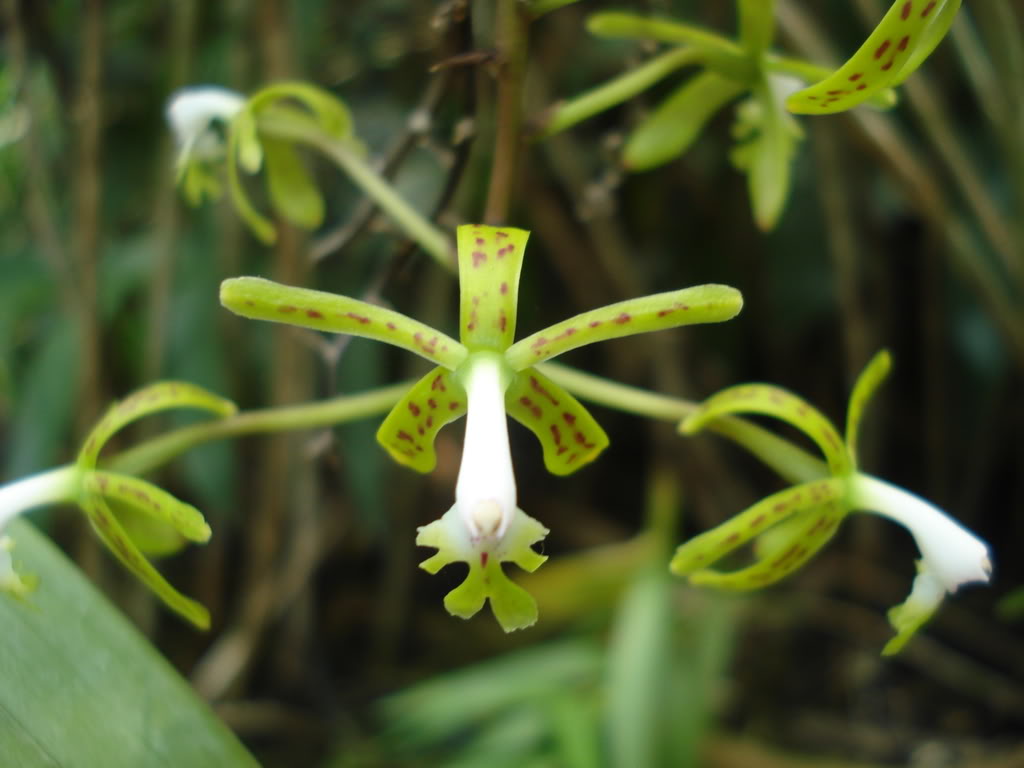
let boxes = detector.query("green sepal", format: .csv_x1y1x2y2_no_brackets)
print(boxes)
504,367,608,475
105,501,188,558
882,561,943,655
681,383,852,476
786,0,959,114
457,225,528,352
79,494,210,629
731,78,803,230
262,136,324,230
417,505,549,632
226,108,276,244
83,471,211,543
623,71,745,171
78,382,237,470
845,349,892,463
738,0,775,57
506,284,742,371
221,277,469,369
375,367,467,473
247,81,355,141
671,477,846,576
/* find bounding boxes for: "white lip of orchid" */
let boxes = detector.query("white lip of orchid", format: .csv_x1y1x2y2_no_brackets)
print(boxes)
0,466,80,532
455,352,517,544
165,86,245,159
850,473,992,593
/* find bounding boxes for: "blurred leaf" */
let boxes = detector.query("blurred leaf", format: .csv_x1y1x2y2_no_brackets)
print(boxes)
623,71,744,171
995,585,1024,622
0,519,258,767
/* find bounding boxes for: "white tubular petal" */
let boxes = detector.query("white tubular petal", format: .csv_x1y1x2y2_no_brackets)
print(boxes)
166,86,245,157
0,467,80,531
850,473,991,593
455,353,517,543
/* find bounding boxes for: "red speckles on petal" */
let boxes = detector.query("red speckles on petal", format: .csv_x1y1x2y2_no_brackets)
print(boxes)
856,83,867,90
306,309,323,319
476,237,485,246
481,552,489,567
500,282,508,295
386,322,397,331
573,431,595,449
278,305,297,314
588,320,602,328
849,72,863,82
531,336,548,353
427,398,438,409
449,401,460,411
613,312,631,324
408,402,421,417
750,514,766,528
901,1,913,20
554,327,577,341
530,376,559,406
472,251,486,267
550,424,562,444
921,1,936,16
346,312,371,325
495,231,508,240
397,430,414,443
497,311,507,332
431,374,447,392
725,532,740,545
519,396,542,420
875,39,891,59
897,35,910,51
562,412,576,426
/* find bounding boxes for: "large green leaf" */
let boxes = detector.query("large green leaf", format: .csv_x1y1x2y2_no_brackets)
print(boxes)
0,520,259,767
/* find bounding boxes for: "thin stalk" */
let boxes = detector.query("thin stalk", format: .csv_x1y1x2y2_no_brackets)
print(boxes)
0,467,80,527
484,0,528,224
257,115,455,272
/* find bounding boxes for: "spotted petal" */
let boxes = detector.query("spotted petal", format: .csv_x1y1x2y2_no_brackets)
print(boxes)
505,284,742,371
79,494,209,629
78,382,236,470
375,367,467,472
680,383,852,476
787,0,960,114
221,277,468,370
670,477,848,589
83,471,212,544
504,368,608,475
416,505,549,632
457,224,528,352
845,349,892,463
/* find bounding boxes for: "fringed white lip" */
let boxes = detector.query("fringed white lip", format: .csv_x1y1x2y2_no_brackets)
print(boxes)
850,473,992,593
166,86,245,159
454,353,517,543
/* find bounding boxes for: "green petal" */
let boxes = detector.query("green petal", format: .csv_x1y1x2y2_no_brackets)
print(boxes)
84,471,211,543
79,494,210,629
416,506,549,632
221,277,468,369
687,497,847,590
786,0,959,115
882,561,944,655
248,81,355,140
504,367,608,475
375,367,467,472
226,109,276,244
457,225,528,352
506,284,742,371
670,477,846,576
845,349,892,463
681,383,852,476
262,136,325,230
78,382,237,470
623,71,745,171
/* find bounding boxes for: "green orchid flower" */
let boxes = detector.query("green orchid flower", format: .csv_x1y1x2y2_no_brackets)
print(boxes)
220,224,743,631
670,350,991,654
0,382,236,628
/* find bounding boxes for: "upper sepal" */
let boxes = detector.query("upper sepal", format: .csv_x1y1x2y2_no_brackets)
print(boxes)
504,368,608,475
416,505,549,632
457,225,528,352
376,367,467,473
506,284,742,371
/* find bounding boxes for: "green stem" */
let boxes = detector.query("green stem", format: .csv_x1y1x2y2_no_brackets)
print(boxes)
108,381,412,477
538,362,826,485
738,0,776,57
257,113,456,272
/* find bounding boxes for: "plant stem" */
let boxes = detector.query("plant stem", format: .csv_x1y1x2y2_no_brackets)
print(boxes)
0,467,80,528
107,381,411,477
257,114,456,272
484,0,528,224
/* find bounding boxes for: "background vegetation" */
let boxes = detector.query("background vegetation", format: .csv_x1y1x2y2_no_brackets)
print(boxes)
1,1,1021,765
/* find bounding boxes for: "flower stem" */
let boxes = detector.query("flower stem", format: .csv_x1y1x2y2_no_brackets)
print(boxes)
0,467,81,528
257,113,455,272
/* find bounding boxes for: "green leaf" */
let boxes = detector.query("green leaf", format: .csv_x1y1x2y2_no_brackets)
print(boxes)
681,383,852,475
504,368,608,475
78,382,236,471
375,367,467,473
845,349,892,462
787,0,960,114
262,136,324,230
220,276,469,369
84,471,211,543
457,225,529,352
623,71,745,171
79,494,210,629
506,284,742,371
0,520,258,767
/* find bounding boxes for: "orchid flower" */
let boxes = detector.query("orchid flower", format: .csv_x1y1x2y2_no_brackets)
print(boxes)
0,382,236,628
220,224,743,631
670,350,991,654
